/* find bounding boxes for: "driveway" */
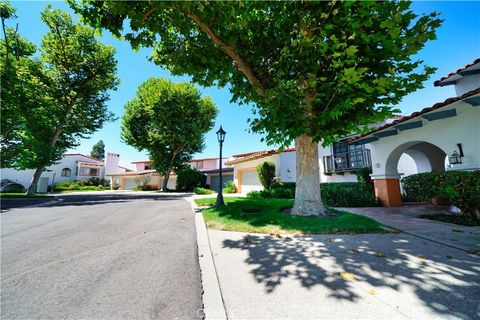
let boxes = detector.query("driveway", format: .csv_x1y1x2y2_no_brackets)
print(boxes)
208,230,480,320
341,206,480,251
1,193,202,319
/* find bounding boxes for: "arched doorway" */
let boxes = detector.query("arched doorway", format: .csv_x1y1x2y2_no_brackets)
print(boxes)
374,141,447,206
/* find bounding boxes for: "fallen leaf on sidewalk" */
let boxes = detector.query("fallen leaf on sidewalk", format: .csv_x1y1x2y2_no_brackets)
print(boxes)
418,255,426,260
325,238,335,243
339,272,356,280
446,255,453,259
244,235,255,244
466,247,480,254
351,248,360,253
376,252,385,257
368,289,376,295
452,228,464,233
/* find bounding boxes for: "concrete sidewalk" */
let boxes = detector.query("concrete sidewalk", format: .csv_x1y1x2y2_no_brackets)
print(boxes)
340,206,480,251
208,230,480,320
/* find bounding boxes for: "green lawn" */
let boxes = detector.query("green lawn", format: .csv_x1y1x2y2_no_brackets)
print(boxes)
0,193,54,198
194,197,387,234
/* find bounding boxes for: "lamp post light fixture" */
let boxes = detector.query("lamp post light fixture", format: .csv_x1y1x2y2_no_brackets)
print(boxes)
215,126,226,206
449,143,464,165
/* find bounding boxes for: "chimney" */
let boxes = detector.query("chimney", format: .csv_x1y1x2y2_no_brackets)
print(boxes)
104,152,120,175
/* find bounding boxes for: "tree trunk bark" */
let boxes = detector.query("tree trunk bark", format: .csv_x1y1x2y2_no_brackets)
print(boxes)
25,165,45,195
25,97,78,196
162,168,172,191
291,134,326,216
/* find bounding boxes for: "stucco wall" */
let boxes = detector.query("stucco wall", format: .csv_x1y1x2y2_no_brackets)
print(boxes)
233,154,280,192
368,102,479,179
455,75,480,96
0,155,105,188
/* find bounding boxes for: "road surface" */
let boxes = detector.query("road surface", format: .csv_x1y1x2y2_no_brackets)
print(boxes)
1,193,202,319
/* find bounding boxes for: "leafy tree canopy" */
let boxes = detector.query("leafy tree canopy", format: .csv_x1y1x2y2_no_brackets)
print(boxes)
1,3,119,194
71,0,442,146
122,77,217,189
90,140,105,160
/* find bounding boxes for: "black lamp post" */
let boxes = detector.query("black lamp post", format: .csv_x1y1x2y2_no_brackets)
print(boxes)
215,126,226,206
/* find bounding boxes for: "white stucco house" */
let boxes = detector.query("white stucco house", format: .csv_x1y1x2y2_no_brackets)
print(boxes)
191,157,233,192
108,157,233,191
107,159,175,190
226,58,480,206
0,152,130,191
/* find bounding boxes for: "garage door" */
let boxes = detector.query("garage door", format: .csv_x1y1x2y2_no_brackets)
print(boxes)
240,170,262,193
210,174,233,192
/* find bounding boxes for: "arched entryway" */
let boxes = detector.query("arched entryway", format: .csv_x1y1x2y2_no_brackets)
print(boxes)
374,141,447,206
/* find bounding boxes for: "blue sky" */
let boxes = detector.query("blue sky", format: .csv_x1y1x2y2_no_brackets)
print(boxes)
10,1,480,169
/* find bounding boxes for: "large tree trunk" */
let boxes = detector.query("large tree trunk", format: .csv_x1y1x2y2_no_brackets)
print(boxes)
25,97,78,196
291,135,326,216
161,168,172,191
26,165,45,195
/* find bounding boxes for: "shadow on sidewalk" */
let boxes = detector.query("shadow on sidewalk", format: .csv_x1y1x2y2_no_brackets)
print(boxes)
222,233,480,319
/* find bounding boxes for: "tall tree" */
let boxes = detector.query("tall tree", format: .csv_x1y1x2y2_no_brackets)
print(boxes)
90,140,105,160
122,77,217,191
71,1,441,215
1,4,119,195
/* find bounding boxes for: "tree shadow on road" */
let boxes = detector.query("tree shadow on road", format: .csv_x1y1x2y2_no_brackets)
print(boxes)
222,233,480,319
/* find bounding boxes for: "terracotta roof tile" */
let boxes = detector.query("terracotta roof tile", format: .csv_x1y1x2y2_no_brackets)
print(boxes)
434,58,480,86
348,87,480,143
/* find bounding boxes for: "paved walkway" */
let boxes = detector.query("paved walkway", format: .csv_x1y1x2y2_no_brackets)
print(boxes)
208,230,480,320
340,206,480,251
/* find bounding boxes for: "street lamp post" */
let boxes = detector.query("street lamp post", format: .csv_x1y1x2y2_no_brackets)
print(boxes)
215,126,226,206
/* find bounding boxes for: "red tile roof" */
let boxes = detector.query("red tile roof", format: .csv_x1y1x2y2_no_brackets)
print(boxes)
434,58,480,86
63,153,103,163
348,87,480,143
130,160,153,164
227,147,296,165
232,147,295,159
106,169,157,177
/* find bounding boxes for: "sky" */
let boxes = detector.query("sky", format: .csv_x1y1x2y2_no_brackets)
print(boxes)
8,1,480,169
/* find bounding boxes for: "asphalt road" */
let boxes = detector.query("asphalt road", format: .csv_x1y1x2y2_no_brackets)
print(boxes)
1,193,202,319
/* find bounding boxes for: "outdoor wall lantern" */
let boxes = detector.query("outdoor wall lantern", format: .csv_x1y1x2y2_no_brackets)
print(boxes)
215,126,226,206
449,143,464,165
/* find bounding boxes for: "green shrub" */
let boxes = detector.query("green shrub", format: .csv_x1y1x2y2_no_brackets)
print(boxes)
402,171,480,220
247,187,294,199
256,161,276,189
247,181,379,207
223,181,237,193
176,167,206,191
356,167,373,191
194,187,213,195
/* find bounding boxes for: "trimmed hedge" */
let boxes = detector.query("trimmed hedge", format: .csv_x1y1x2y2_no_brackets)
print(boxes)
247,181,380,207
52,180,109,192
320,182,380,207
256,161,276,189
176,167,206,191
402,171,480,220
194,187,213,195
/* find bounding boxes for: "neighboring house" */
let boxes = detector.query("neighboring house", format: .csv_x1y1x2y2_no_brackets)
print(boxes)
191,157,233,192
349,58,480,206
227,58,480,204
0,152,129,190
107,160,176,190
108,157,233,191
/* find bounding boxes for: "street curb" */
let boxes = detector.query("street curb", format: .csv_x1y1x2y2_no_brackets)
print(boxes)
1,198,60,212
185,197,227,320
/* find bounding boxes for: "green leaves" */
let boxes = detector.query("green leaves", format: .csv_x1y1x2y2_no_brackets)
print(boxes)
70,1,441,147
122,77,218,176
1,3,118,171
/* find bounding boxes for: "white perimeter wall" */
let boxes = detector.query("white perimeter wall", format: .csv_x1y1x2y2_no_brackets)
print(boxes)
1,155,105,188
